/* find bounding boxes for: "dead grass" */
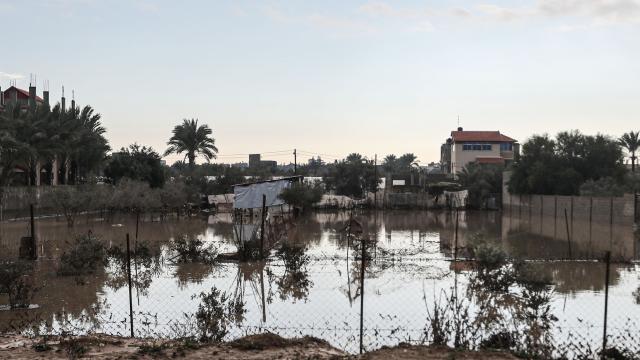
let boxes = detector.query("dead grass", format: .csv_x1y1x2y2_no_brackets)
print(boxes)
0,333,520,360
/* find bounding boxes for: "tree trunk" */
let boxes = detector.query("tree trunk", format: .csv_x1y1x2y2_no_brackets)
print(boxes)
188,154,196,169
632,152,636,172
34,161,41,187
52,157,59,186
63,156,71,185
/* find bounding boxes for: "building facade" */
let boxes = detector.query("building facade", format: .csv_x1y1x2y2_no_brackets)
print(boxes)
441,127,519,176
0,85,47,112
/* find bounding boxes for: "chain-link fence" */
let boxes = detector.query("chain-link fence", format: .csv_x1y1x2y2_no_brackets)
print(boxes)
1,210,639,359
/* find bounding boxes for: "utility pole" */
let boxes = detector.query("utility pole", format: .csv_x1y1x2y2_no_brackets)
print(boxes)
293,149,297,174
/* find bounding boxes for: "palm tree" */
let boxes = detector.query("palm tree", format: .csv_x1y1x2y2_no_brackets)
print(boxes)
164,119,218,169
0,104,31,187
382,154,397,174
619,131,640,172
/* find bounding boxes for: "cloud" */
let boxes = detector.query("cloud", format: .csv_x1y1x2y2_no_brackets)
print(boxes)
538,0,640,23
473,0,640,25
451,8,473,18
357,1,435,31
476,4,533,21
135,0,159,14
358,1,425,19
410,21,435,32
264,6,374,34
0,72,25,80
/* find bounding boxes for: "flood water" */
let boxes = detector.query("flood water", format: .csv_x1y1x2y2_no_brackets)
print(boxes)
0,210,638,355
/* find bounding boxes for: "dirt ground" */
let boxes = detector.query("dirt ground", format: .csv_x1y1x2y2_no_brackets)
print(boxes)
0,333,518,359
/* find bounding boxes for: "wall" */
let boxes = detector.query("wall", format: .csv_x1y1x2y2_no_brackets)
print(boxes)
0,187,56,218
451,143,502,175
502,172,637,260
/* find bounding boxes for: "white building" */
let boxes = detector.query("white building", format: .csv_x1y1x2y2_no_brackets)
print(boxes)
441,127,519,176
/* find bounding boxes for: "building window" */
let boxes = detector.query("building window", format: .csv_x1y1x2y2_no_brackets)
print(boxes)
463,143,492,151
500,143,513,151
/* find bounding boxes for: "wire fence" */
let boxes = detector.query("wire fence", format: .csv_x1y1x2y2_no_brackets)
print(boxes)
1,212,639,359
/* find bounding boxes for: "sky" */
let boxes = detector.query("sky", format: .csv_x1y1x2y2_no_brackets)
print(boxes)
1,0,639,165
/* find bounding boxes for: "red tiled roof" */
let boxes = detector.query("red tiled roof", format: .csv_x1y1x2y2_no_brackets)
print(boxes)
476,157,505,164
4,86,44,102
451,131,515,142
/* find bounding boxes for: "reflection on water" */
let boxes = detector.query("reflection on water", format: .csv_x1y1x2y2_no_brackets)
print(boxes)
0,210,638,353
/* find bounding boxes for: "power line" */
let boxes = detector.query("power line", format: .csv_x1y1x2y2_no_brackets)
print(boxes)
297,150,343,159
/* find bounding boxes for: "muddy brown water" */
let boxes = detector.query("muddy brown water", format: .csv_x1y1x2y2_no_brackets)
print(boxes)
0,210,638,354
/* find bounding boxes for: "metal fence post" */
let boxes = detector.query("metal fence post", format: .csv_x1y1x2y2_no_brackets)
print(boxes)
126,233,135,338
360,234,366,354
602,251,611,353
454,209,459,262
260,194,266,259
564,209,572,259
30,204,37,260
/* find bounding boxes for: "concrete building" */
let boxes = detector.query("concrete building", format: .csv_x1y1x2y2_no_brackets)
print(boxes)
249,154,261,168
0,82,68,186
441,127,519,176
248,154,277,170
0,85,48,112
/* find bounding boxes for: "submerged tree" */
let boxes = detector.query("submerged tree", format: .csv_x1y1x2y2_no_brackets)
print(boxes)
272,244,313,302
165,119,218,169
278,182,324,212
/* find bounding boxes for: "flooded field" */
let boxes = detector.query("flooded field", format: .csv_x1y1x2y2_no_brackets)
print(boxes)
0,210,638,356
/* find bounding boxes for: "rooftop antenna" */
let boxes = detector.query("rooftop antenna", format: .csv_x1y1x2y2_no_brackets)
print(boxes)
457,115,460,128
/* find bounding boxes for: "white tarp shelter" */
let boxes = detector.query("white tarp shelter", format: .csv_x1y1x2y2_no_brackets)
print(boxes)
233,178,298,209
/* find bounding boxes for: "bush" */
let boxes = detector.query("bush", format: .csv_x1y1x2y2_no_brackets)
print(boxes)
169,235,217,264
42,186,91,227
580,177,626,196
194,287,245,342
58,234,106,276
158,181,191,214
0,260,35,309
278,182,324,212
111,178,162,213
473,241,508,270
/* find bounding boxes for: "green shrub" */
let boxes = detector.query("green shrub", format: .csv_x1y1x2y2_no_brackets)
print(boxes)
169,235,217,264
0,260,35,309
194,287,245,342
58,234,106,276
278,182,324,212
